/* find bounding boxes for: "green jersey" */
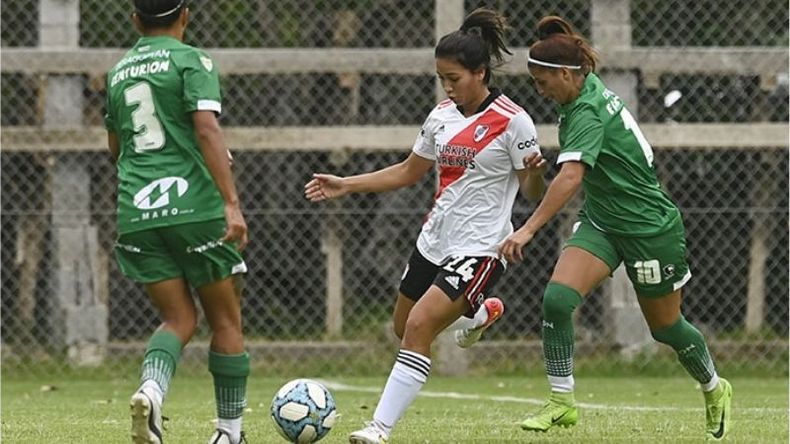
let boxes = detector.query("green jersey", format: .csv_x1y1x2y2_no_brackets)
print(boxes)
105,36,224,234
557,73,679,236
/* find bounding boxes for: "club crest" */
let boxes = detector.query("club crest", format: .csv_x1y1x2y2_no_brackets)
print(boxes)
473,124,490,142
200,56,213,72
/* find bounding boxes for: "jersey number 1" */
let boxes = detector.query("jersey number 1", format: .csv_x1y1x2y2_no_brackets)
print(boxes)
620,108,654,167
124,82,165,152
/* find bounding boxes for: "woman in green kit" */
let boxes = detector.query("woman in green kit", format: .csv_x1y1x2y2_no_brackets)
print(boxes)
104,1,249,443
498,16,732,441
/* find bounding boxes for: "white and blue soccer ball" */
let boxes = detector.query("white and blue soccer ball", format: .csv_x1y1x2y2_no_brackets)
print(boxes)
270,379,337,443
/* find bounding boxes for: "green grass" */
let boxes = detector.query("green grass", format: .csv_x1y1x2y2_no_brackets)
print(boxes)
2,375,787,443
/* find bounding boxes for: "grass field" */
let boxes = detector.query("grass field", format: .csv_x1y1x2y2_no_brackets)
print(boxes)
2,373,787,443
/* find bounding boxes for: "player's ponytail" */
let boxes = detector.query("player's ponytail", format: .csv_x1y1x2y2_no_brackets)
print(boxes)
435,8,512,84
528,16,597,74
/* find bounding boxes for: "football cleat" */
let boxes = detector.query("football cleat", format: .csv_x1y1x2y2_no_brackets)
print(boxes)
520,391,578,432
349,422,389,444
130,389,163,444
705,378,732,441
455,297,505,348
207,429,247,444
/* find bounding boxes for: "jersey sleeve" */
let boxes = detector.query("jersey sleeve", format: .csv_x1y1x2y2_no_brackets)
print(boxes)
411,112,437,160
182,49,222,114
506,112,540,170
558,104,603,168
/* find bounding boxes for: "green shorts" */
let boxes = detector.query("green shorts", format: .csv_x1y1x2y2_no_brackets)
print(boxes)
564,215,691,298
115,219,247,289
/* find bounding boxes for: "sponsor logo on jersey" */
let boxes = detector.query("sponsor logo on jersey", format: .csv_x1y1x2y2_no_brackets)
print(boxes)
436,124,445,133
436,143,477,169
473,124,490,142
133,177,189,210
444,275,460,289
663,264,676,278
517,136,538,150
200,56,213,72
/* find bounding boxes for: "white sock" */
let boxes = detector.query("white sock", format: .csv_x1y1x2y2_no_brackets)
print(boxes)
548,375,575,393
140,379,164,406
372,349,431,436
445,303,489,331
217,417,242,443
702,373,720,392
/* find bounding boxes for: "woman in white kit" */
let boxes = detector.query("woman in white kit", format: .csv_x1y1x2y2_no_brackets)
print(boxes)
304,8,546,443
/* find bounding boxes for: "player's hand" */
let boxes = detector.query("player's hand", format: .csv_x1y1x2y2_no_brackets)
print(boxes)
304,173,349,202
498,226,536,263
523,151,547,174
221,202,248,251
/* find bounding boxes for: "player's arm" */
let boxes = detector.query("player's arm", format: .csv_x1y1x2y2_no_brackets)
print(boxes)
516,151,546,202
305,152,433,202
193,110,248,249
499,161,584,263
521,161,584,233
107,131,120,162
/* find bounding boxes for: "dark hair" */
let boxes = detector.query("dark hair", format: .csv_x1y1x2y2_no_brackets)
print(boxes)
133,0,185,29
435,8,512,84
528,16,597,74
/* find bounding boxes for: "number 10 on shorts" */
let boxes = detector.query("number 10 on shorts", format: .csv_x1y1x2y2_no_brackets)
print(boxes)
634,259,661,284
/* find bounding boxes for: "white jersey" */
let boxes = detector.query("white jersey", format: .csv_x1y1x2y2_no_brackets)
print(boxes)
412,91,541,265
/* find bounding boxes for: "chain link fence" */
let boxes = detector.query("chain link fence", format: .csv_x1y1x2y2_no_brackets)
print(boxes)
1,0,787,378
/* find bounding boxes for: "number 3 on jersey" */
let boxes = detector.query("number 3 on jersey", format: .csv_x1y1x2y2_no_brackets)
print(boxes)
124,81,165,152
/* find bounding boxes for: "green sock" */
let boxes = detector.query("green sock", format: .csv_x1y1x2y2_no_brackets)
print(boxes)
651,316,716,384
141,330,182,395
542,283,583,378
209,351,250,419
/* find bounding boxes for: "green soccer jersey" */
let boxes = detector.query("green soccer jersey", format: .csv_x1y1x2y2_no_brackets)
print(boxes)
556,73,679,236
105,35,224,234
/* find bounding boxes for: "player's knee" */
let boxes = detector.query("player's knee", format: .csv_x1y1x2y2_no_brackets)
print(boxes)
542,282,583,321
163,310,198,342
401,314,436,350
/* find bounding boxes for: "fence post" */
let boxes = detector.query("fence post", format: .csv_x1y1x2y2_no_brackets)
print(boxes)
591,0,654,356
322,215,344,338
745,151,780,333
40,0,108,365
432,0,469,376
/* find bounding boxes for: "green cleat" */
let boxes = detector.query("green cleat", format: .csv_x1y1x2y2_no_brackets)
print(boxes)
705,378,732,441
520,392,578,432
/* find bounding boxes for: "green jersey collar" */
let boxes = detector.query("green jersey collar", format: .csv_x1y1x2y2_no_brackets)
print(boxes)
557,73,600,116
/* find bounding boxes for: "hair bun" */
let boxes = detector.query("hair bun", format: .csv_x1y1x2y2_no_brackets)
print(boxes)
536,16,573,40
464,25,483,37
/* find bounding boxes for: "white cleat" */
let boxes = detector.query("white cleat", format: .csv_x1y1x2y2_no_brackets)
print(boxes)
207,429,246,444
455,297,505,348
349,422,389,444
130,389,163,444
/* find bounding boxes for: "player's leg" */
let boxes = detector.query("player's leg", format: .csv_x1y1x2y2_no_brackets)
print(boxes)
393,247,439,339
116,230,196,444
450,256,506,347
198,275,249,444
166,219,249,444
351,285,470,443
626,219,731,441
351,256,505,443
522,220,618,432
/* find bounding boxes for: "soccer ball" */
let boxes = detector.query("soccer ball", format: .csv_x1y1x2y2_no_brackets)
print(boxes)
270,379,337,443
